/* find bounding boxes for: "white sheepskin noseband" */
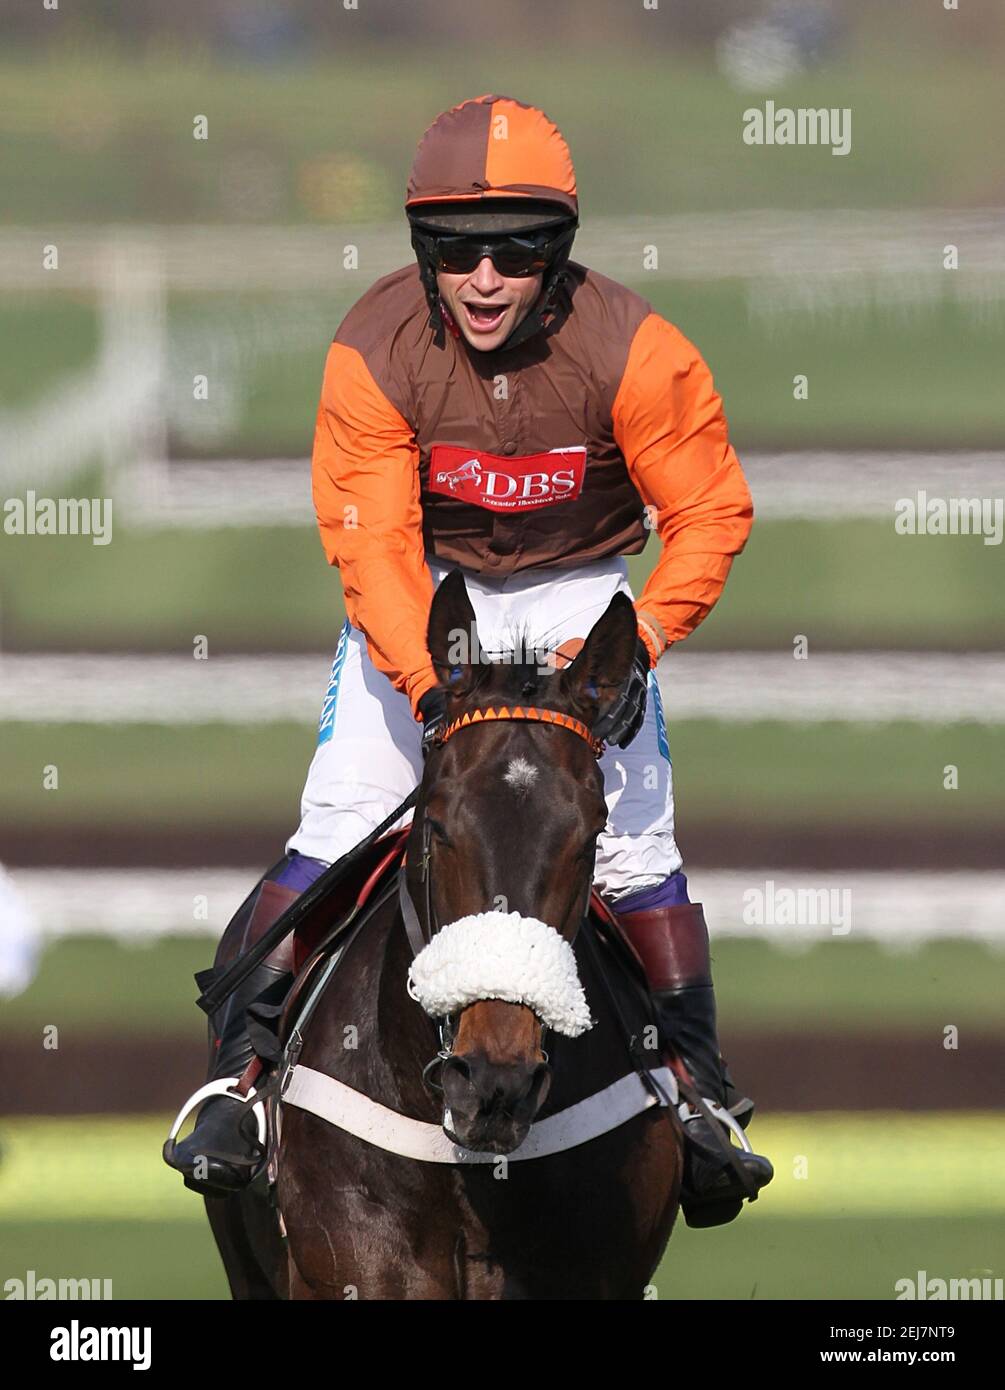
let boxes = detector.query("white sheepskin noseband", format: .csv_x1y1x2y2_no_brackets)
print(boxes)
407,912,593,1037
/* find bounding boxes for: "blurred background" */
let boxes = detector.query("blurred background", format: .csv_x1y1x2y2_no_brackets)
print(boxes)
1,0,1003,1299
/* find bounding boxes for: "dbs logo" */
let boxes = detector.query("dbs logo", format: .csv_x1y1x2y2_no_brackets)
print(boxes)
429,444,586,513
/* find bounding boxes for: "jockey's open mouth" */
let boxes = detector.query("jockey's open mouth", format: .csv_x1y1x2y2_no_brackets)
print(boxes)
459,300,511,334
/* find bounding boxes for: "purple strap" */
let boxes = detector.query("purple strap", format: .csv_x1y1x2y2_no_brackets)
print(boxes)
614,870,690,914
273,851,329,894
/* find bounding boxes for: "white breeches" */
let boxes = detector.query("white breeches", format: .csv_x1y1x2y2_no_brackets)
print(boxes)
287,557,682,901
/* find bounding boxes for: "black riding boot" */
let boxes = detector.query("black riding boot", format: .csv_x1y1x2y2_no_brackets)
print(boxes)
164,877,299,1196
616,901,774,1228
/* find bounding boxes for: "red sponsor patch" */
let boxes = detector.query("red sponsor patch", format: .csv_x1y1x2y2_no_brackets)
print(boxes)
428,444,586,513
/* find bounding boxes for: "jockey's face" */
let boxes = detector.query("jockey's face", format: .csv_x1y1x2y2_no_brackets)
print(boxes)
436,258,543,353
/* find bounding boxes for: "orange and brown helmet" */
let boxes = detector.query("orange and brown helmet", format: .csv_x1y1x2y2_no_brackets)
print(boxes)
406,93,578,232
406,95,579,349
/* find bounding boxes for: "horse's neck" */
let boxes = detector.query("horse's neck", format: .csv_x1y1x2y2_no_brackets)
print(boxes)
321,897,442,1120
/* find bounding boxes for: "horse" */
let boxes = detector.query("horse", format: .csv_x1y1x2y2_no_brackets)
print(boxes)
204,571,683,1299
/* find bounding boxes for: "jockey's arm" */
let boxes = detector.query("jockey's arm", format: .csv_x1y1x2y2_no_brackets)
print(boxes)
312,341,438,714
612,313,754,666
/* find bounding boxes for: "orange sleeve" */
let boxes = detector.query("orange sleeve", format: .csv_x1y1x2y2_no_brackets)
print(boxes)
312,341,438,713
612,313,753,664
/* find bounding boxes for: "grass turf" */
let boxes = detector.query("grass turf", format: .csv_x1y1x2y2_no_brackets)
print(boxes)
3,936,1003,1038
3,720,1002,830
4,1213,1001,1300
4,518,1003,653
2,40,1002,222
0,1113,1001,1299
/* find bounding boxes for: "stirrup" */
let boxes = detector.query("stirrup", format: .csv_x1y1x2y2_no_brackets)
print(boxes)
677,1097,754,1154
164,1076,267,1160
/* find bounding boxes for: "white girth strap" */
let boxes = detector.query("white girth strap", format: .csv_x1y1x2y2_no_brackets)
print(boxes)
281,1063,677,1164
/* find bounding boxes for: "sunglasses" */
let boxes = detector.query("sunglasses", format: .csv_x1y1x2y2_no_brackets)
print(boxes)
416,225,575,278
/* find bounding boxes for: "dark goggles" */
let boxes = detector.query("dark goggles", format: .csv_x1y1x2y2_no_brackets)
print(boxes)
414,223,576,278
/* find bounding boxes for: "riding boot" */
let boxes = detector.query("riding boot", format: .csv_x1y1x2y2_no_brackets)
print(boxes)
615,901,774,1228
165,877,299,1196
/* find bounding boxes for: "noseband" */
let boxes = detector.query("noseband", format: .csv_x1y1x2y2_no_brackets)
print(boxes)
434,703,605,759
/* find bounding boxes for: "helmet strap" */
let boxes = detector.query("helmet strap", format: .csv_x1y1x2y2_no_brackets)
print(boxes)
497,261,570,352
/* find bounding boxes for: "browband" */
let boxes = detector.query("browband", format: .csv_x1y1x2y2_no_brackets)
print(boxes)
436,704,604,759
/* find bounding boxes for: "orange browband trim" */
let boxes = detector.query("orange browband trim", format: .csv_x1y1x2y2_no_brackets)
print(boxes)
437,705,604,758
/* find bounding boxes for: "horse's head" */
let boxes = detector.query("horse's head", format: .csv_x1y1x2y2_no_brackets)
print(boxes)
405,569,639,1153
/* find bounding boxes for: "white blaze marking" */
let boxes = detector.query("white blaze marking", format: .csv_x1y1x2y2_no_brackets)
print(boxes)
503,757,539,793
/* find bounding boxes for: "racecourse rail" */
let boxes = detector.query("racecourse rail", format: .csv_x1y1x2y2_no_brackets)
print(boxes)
2,651,1003,725
7,867,1005,947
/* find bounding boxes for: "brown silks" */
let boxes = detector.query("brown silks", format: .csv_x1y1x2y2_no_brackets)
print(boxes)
436,704,604,759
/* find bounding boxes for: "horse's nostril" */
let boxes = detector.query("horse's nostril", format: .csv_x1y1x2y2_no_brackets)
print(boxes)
442,1055,472,1084
529,1061,552,1107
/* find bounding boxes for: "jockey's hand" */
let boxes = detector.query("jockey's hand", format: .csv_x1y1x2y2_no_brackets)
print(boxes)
593,637,651,749
418,688,448,757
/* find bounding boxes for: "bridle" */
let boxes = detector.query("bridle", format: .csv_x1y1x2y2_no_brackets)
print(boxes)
434,702,605,759
408,702,605,1092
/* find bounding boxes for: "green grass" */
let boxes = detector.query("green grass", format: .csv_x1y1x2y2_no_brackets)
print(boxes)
657,1213,1005,1302
654,281,1005,451
2,42,1002,223
0,299,101,411
0,525,338,651
0,1220,229,1301
712,939,1005,1034
668,720,1005,824
0,722,312,827
685,519,1005,651
4,1213,1000,1300
4,518,1004,652
0,1114,1001,1299
0,936,214,1036
3,937,1003,1038
3,720,1001,830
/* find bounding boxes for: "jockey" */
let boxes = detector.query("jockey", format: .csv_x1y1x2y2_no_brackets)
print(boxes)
167,94,773,1227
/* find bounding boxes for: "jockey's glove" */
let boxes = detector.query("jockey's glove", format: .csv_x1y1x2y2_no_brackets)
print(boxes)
418,687,448,756
592,637,651,749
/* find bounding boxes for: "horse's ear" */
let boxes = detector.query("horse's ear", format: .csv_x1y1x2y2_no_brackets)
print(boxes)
560,593,640,717
427,569,486,694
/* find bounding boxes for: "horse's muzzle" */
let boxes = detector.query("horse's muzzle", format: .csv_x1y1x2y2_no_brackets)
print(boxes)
440,1052,552,1154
